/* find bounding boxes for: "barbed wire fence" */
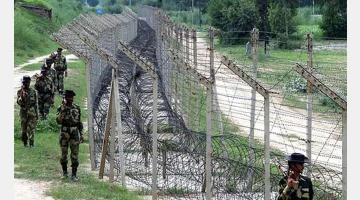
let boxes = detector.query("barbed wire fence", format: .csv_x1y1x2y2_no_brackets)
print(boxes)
50,5,347,200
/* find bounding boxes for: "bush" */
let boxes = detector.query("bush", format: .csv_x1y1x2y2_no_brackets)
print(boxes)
319,1,347,38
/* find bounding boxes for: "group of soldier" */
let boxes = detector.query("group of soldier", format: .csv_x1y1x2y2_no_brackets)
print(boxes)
16,47,84,182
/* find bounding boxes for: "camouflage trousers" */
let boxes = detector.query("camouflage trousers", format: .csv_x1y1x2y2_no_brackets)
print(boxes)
38,93,52,118
56,71,65,93
59,126,80,168
20,109,37,143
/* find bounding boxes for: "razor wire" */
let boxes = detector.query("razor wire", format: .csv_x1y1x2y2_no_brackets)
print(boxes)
50,5,346,200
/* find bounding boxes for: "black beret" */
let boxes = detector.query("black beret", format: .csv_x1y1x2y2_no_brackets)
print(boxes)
22,75,31,83
46,58,53,63
57,47,63,52
41,66,48,72
64,90,76,97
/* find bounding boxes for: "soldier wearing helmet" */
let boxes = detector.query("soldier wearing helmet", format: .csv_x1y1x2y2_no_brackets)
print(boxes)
16,75,38,148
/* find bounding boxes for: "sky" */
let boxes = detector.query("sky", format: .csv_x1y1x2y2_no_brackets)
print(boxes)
7,0,357,199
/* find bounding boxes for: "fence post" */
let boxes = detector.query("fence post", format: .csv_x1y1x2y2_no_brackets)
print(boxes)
306,33,313,177
192,28,199,132
248,27,259,191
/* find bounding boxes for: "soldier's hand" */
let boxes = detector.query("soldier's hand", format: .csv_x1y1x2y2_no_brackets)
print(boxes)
79,135,84,143
287,171,297,188
65,71,68,77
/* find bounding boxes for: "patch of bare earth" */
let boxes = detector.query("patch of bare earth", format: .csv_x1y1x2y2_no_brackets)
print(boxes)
14,53,78,200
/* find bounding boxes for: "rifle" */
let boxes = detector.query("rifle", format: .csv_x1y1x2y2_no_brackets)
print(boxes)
20,84,25,100
273,157,289,177
274,158,298,187
34,73,42,82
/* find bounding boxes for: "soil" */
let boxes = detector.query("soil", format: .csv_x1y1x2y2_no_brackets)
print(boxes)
13,52,78,200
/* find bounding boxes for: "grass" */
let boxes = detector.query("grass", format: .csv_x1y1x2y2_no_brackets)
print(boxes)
14,59,144,200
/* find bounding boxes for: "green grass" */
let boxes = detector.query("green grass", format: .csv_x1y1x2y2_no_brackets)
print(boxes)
14,59,144,200
19,0,52,9
14,0,91,66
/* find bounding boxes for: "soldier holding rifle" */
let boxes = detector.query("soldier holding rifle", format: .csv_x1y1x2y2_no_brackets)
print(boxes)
277,153,314,200
16,75,38,148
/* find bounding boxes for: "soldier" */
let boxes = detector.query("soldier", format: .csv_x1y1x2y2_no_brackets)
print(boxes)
16,75,38,148
53,47,68,95
56,90,84,181
34,66,55,120
277,153,314,200
43,58,57,107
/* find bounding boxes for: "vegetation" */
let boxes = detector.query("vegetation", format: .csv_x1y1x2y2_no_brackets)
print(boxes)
14,0,90,65
207,0,259,45
15,62,144,200
320,0,347,38
14,0,145,199
13,0,346,198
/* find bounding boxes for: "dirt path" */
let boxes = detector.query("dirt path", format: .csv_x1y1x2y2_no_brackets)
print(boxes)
13,52,78,200
194,34,343,173
13,53,79,103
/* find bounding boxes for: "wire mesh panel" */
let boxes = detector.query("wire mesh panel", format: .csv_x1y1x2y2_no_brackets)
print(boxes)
51,5,346,200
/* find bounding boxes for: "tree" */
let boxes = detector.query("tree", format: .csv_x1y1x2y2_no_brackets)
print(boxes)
268,0,300,45
320,0,346,38
207,0,259,45
88,0,100,7
255,0,270,38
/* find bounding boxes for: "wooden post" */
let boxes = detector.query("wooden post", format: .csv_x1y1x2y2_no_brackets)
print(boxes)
99,79,114,179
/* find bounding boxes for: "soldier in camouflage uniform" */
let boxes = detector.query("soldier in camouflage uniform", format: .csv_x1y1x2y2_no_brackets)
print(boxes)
53,47,68,95
16,75,38,148
34,66,55,120
43,58,58,107
56,90,84,181
277,153,314,200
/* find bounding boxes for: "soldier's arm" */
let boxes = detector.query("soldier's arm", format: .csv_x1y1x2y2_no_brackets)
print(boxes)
16,90,24,106
309,179,314,200
35,90,38,118
50,79,55,95
277,177,294,200
63,56,68,71
56,105,65,124
63,57,68,77
78,107,83,133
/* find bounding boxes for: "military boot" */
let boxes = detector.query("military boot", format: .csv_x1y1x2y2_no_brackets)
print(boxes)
23,140,28,147
29,140,34,148
61,165,68,179
71,168,78,182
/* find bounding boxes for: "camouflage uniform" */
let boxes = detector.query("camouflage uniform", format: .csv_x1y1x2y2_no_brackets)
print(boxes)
44,58,57,107
278,175,313,200
34,66,55,120
44,58,58,92
56,90,84,181
53,48,67,94
16,75,38,147
277,153,314,200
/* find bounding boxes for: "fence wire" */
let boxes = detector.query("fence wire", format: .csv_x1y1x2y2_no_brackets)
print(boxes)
51,5,346,200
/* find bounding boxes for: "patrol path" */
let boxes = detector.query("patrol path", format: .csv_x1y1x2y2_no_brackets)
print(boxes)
13,53,79,103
